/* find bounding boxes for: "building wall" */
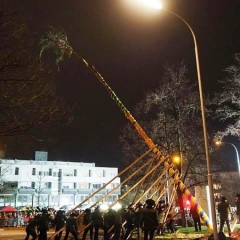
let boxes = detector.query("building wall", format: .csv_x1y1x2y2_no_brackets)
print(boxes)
0,156,120,208
194,171,240,223
213,171,240,206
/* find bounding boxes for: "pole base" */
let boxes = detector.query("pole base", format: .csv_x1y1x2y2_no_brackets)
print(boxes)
208,232,228,240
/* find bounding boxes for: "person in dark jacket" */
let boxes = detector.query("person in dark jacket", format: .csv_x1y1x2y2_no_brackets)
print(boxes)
92,206,103,240
218,197,231,237
64,212,79,240
53,210,67,240
166,206,178,234
38,209,51,240
113,207,126,240
236,194,240,217
190,204,201,232
231,194,240,231
82,208,93,240
123,204,135,240
103,209,116,240
24,215,39,240
134,203,144,240
156,200,167,235
140,199,158,240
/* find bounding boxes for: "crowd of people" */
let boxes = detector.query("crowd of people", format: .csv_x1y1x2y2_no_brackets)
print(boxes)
21,199,180,240
0,211,35,227
0,194,239,240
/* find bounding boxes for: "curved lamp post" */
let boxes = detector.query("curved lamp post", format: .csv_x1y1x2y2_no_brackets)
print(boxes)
215,140,240,178
132,1,218,239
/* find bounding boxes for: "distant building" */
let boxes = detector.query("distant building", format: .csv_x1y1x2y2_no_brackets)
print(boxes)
0,151,121,208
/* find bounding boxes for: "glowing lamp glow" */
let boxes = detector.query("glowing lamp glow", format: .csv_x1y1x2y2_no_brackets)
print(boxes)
112,202,122,211
100,204,109,211
136,0,162,9
214,140,222,147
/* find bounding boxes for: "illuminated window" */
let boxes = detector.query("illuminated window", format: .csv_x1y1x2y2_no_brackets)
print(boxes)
79,183,88,189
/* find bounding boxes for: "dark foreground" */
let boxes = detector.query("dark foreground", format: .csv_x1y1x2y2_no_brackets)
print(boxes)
0,226,238,240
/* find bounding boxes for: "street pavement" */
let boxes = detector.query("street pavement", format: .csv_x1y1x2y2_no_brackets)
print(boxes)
0,227,55,240
0,227,236,240
0,227,209,240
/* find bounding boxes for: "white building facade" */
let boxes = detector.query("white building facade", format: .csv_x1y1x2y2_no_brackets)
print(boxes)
0,151,121,208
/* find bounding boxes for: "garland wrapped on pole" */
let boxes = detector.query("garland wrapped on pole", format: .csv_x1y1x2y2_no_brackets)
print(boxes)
39,26,213,233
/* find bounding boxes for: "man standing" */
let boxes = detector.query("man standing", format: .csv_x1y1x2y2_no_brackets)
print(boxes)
230,194,240,232
53,210,67,240
64,212,79,240
218,197,231,237
140,199,158,240
236,194,240,217
92,206,103,240
190,204,201,232
82,208,93,240
123,204,135,240
38,209,51,240
24,215,39,240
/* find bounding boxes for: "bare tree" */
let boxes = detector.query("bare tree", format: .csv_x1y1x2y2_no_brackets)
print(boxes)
120,63,208,183
0,3,74,152
214,54,240,139
120,62,213,226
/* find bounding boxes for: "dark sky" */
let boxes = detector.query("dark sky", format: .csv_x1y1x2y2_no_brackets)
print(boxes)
13,0,240,167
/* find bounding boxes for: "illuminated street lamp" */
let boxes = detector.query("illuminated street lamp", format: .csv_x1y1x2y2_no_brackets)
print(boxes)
214,140,240,178
135,0,162,9
172,153,181,174
131,1,218,239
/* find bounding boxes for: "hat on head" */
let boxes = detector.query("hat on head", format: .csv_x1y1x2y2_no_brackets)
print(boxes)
145,199,155,208
222,197,227,202
42,209,48,214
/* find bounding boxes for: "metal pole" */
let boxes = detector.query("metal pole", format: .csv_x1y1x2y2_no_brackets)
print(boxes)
164,9,218,240
166,171,170,202
14,194,17,208
32,194,34,207
225,142,240,179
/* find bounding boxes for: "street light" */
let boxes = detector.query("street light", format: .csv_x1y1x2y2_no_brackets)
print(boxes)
133,0,162,9
132,1,218,239
214,140,240,178
172,153,181,175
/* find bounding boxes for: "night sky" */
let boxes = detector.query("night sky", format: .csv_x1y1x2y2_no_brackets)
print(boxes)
12,0,240,167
